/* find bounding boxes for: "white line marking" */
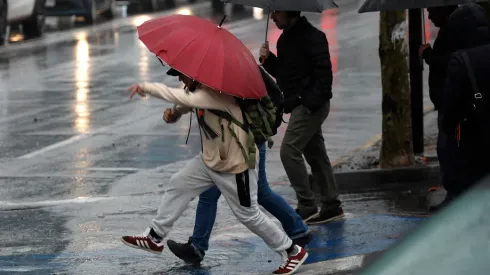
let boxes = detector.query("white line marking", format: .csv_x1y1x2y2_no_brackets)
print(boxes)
0,196,116,210
17,109,162,159
18,134,87,159
298,255,365,275
84,167,142,172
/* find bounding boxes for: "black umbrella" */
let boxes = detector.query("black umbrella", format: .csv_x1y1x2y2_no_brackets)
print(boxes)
358,0,487,13
222,0,338,45
222,0,338,12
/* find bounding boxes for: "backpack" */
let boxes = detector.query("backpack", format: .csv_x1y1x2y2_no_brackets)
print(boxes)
209,66,284,169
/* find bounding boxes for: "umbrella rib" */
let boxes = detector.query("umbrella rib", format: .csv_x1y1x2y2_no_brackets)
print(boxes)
170,31,200,69
194,30,217,84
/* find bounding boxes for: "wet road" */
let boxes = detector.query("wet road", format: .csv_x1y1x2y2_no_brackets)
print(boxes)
0,0,435,274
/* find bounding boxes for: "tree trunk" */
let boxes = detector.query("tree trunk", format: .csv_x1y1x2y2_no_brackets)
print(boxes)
378,11,415,168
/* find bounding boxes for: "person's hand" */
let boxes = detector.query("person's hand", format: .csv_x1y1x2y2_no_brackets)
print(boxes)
259,42,270,60
128,84,146,99
163,108,181,124
419,43,431,57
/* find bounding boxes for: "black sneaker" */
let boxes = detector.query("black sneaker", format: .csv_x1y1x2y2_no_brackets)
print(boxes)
295,207,319,222
292,232,314,248
167,238,204,265
306,207,344,225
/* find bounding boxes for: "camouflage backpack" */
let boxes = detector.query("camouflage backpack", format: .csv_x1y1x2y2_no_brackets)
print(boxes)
209,67,284,169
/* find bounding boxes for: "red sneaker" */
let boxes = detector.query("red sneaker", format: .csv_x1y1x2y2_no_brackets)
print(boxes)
273,245,308,275
121,228,164,254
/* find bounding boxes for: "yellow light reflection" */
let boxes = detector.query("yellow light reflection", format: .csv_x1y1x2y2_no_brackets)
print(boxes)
9,34,24,42
175,8,192,15
137,33,150,83
253,8,264,20
132,15,152,27
74,33,90,134
75,31,87,41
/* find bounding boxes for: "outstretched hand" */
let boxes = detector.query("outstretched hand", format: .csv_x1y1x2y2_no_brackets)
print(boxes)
128,84,146,99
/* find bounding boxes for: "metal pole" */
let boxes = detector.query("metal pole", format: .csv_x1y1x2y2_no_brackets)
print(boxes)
3,25,10,46
408,9,424,155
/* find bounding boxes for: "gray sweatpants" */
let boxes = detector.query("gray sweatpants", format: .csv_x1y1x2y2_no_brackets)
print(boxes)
151,153,292,252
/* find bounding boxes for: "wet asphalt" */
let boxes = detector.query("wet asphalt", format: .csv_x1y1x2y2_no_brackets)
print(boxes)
0,0,437,274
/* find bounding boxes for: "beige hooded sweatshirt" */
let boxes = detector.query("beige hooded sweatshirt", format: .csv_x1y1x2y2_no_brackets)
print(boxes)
141,82,257,174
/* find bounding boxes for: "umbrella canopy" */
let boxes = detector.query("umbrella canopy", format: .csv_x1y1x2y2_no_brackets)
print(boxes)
137,15,267,99
358,0,488,13
222,0,338,13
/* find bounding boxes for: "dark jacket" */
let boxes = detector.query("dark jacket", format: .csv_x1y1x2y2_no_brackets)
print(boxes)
442,3,490,190
422,25,452,110
262,16,333,113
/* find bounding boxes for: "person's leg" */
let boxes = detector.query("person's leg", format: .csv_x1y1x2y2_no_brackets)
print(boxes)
167,186,222,264
209,167,308,274
280,103,329,221
303,126,343,224
300,102,343,225
121,154,214,254
430,111,459,211
256,143,310,241
191,186,222,252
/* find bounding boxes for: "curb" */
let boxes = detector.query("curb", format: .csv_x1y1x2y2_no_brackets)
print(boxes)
332,105,436,170
335,164,440,193
300,251,385,275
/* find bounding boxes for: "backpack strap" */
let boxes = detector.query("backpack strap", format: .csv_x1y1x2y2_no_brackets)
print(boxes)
461,52,483,113
196,110,219,140
208,109,256,169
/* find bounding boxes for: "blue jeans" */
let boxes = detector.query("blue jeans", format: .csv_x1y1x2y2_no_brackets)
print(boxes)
191,144,309,252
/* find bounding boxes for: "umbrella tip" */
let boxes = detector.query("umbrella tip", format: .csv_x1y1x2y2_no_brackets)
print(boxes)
218,15,227,28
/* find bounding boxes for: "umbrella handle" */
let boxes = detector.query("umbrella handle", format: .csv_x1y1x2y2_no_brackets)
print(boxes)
264,12,270,42
261,12,271,65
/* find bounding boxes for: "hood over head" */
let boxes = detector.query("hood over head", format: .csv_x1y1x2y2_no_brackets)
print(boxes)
447,3,490,52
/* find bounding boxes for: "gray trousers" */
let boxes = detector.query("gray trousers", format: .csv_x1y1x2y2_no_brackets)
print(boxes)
151,153,292,252
280,101,341,210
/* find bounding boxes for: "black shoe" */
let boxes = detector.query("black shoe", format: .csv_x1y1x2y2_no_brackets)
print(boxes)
295,207,319,222
167,238,204,265
306,207,344,225
292,232,314,248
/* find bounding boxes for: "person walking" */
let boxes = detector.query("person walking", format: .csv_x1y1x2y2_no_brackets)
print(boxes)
162,104,312,264
260,11,343,224
418,5,459,211
120,69,308,275
440,3,490,202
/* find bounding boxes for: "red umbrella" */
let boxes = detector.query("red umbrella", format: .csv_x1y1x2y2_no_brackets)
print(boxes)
137,14,267,99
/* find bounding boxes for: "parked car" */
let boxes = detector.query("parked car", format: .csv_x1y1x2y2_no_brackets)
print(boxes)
0,0,46,43
44,0,115,24
122,0,197,14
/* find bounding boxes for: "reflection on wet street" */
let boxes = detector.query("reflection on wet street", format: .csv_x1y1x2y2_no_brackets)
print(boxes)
0,0,438,274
